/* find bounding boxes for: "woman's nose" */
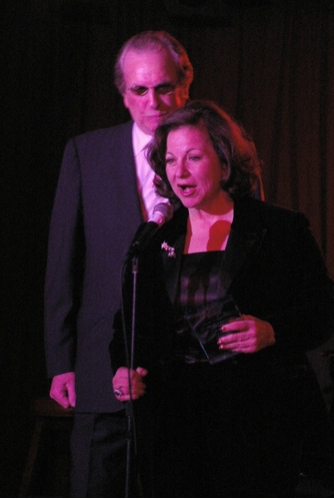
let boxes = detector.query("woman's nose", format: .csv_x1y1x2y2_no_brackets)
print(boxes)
175,159,189,177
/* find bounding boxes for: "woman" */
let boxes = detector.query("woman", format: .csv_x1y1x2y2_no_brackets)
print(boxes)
110,100,334,497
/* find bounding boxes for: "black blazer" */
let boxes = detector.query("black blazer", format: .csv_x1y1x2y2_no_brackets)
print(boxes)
44,120,145,412
111,197,334,378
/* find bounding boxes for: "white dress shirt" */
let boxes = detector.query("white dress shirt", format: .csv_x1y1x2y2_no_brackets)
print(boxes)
132,123,169,222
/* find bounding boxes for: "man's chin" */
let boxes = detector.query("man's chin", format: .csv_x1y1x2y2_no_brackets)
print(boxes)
144,116,166,134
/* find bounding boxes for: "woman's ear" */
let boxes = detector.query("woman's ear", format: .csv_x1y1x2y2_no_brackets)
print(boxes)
220,162,229,182
180,85,189,105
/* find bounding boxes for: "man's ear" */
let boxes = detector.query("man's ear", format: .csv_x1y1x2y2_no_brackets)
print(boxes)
123,92,129,110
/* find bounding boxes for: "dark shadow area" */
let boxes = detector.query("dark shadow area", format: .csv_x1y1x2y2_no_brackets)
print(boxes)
1,0,334,496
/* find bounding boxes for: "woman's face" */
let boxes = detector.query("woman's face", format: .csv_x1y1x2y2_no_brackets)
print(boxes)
165,125,226,211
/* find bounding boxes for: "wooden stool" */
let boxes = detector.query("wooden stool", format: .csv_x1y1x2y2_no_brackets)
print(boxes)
19,396,74,498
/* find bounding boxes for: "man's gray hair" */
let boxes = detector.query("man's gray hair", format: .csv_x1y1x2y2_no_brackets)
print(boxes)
114,30,194,95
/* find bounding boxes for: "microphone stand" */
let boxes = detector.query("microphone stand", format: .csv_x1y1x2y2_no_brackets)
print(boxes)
122,205,173,496
124,253,139,498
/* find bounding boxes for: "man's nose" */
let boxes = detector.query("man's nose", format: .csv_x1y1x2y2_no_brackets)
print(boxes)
147,88,161,107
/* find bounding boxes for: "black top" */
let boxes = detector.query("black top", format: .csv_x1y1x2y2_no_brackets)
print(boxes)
174,251,234,363
177,251,225,310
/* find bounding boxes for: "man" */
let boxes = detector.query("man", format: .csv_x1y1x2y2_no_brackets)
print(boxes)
44,30,194,497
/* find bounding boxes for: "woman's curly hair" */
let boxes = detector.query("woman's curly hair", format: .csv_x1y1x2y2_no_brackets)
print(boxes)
147,100,262,204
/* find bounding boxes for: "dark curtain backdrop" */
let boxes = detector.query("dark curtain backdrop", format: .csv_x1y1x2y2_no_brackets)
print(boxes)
2,0,334,495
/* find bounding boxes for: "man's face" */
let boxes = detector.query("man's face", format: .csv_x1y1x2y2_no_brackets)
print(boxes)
122,47,188,135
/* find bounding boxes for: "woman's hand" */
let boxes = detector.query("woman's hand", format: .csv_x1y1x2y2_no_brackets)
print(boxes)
217,315,276,354
112,366,148,402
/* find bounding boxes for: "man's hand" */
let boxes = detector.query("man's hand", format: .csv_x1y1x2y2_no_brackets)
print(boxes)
112,367,148,402
50,371,76,408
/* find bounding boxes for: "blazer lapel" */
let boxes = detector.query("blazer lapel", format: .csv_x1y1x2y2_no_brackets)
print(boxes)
217,226,266,297
160,208,188,305
217,198,267,296
161,234,186,305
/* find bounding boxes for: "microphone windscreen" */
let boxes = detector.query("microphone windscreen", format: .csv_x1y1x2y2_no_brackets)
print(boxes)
150,203,174,226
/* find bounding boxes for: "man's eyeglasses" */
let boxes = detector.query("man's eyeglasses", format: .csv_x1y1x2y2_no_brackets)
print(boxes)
128,82,178,97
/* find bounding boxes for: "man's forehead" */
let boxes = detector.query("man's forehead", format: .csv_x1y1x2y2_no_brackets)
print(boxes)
123,48,178,84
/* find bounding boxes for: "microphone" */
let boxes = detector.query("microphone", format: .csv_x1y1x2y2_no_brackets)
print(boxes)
127,203,174,257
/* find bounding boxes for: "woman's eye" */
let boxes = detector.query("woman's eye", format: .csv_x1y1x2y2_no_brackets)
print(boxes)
165,157,175,165
189,155,201,161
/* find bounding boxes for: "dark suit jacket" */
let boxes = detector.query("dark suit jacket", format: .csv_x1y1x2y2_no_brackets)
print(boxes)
44,120,145,412
111,197,334,379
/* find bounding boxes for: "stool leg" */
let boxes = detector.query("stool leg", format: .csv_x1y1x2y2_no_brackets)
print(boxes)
19,419,44,497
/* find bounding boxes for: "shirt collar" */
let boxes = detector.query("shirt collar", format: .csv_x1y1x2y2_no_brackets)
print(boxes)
132,122,153,157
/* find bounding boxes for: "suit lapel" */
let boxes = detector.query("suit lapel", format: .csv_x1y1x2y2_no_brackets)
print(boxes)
111,121,140,213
